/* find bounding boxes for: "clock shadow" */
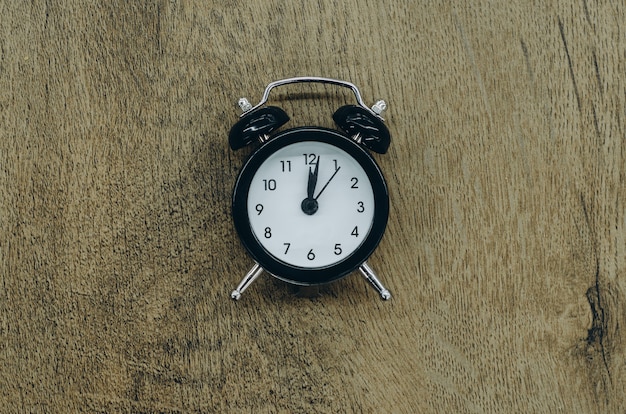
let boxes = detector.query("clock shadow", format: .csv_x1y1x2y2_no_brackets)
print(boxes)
267,273,373,301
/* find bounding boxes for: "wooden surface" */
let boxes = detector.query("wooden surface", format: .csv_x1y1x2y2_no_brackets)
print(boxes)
1,1,624,412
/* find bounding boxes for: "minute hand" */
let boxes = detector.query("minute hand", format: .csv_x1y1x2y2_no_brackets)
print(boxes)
314,167,341,200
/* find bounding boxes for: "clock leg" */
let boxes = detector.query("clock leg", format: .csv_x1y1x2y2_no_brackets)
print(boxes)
359,262,391,300
231,262,264,300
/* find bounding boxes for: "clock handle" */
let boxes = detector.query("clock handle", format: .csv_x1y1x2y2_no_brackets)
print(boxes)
241,76,382,119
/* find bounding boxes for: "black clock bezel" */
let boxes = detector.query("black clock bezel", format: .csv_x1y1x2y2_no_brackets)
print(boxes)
232,127,389,286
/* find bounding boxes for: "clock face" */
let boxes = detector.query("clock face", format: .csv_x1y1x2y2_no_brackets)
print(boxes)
248,140,375,268
232,127,388,285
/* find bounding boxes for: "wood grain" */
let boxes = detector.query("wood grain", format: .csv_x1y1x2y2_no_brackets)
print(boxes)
1,1,624,412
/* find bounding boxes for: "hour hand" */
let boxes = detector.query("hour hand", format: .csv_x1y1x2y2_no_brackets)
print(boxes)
302,157,320,215
307,156,320,199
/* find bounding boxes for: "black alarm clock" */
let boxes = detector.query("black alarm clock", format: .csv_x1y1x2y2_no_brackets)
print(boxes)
229,77,392,301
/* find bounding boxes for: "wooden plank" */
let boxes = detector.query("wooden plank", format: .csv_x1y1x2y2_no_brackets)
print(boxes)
0,1,624,412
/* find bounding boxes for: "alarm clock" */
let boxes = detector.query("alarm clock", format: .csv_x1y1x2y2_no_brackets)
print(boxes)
228,77,392,301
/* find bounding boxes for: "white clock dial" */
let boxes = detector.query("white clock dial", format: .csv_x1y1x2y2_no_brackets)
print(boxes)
246,141,375,268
